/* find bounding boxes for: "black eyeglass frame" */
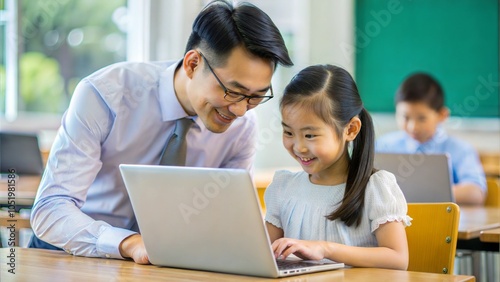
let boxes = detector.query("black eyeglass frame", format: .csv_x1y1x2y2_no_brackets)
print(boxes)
198,51,274,105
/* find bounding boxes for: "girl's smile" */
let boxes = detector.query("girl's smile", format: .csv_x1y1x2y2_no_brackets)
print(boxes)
281,104,351,186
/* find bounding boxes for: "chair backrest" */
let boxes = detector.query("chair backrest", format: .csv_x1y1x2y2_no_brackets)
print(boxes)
0,212,31,247
485,177,500,207
406,202,460,274
479,151,500,178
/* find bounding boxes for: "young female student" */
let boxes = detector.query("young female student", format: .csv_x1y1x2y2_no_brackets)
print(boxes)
264,65,412,270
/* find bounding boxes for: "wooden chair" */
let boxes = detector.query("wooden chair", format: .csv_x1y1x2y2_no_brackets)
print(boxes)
256,187,266,211
406,202,460,274
485,177,500,207
0,212,32,247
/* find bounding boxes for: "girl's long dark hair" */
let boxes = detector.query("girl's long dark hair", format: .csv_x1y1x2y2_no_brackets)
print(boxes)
280,65,376,227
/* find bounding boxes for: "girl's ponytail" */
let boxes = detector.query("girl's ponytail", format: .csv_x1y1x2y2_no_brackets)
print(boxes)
327,108,376,226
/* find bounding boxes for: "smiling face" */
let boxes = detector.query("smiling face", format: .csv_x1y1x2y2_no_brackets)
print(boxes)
180,46,274,133
395,101,448,143
281,104,356,185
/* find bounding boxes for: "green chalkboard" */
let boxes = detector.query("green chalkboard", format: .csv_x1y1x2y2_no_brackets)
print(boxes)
355,0,499,117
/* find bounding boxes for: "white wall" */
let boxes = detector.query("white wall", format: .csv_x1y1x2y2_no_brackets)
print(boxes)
127,0,203,61
251,0,357,170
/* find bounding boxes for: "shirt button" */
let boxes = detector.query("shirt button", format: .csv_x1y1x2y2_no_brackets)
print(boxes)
105,254,111,258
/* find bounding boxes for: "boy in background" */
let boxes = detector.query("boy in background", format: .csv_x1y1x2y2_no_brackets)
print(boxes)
376,72,486,205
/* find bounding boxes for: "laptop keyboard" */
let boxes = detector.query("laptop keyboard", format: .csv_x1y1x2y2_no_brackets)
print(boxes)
277,259,319,270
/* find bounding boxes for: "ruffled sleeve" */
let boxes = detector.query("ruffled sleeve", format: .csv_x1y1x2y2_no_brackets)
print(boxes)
264,170,289,229
365,170,413,232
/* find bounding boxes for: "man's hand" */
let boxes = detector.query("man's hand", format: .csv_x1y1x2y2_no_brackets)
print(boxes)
119,234,150,264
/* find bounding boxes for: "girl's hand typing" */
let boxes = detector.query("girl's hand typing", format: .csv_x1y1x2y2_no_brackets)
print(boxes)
271,238,326,261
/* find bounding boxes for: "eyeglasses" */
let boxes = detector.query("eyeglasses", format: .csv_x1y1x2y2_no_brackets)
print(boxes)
198,51,274,105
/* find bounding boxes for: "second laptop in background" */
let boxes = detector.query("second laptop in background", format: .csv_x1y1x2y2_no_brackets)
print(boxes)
0,131,44,175
374,153,454,203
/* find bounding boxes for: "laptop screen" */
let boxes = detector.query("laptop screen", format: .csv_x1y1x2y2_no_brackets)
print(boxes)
0,132,44,175
374,153,454,203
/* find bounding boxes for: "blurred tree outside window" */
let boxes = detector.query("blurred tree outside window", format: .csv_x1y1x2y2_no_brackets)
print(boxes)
0,0,127,117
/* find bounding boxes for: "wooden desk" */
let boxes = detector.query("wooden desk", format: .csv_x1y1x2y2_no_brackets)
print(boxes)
458,206,500,240
0,248,475,281
0,175,40,206
480,227,500,243
483,164,500,178
457,206,500,252
479,151,500,178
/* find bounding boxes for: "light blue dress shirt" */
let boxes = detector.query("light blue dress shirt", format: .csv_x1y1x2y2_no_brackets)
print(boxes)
31,60,258,259
375,127,486,192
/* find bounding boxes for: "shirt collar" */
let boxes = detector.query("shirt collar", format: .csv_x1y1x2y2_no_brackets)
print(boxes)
158,59,194,122
406,126,448,153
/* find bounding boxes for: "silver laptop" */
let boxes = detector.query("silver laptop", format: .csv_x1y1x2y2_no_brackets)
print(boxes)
119,164,344,278
374,153,454,203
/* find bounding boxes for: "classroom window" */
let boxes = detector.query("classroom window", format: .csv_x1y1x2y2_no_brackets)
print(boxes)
0,0,127,120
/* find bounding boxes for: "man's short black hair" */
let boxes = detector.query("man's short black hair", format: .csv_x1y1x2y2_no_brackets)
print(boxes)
185,0,293,69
